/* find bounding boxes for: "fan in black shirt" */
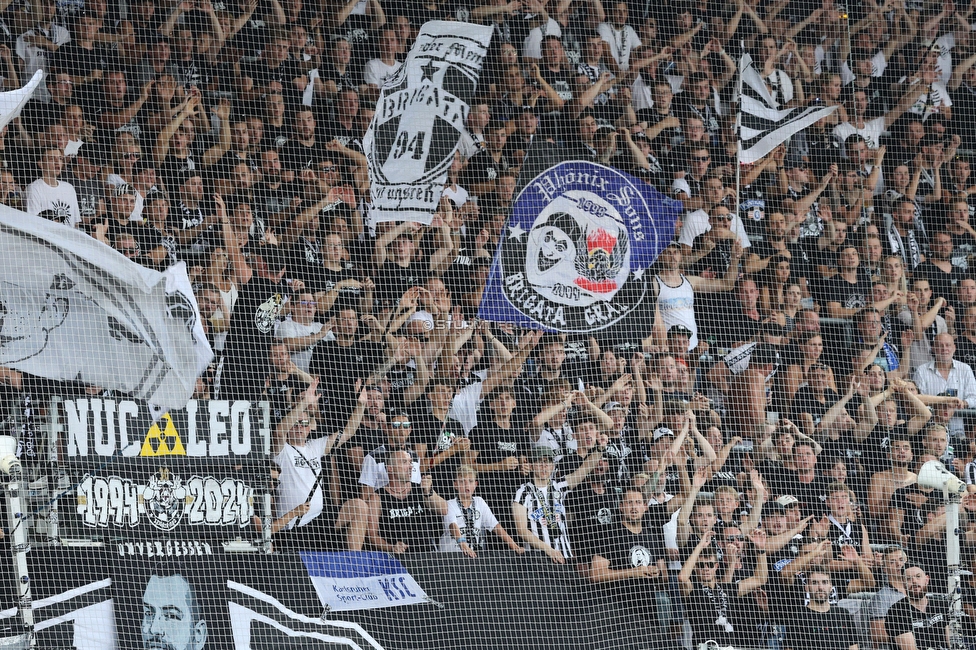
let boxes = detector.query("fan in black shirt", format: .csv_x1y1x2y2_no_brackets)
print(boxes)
369,449,449,554
825,246,876,319
410,383,469,497
308,306,384,429
467,387,525,535
785,570,859,650
219,238,292,401
280,107,327,172
679,529,769,649
588,488,669,650
373,221,451,308
884,564,949,650
318,37,356,96
564,466,617,565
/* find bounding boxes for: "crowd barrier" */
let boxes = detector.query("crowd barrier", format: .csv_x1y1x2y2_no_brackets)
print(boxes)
0,549,618,650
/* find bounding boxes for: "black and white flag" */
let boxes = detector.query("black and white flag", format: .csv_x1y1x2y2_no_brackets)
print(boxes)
738,53,836,164
363,21,492,224
228,581,388,650
0,70,42,132
0,208,213,410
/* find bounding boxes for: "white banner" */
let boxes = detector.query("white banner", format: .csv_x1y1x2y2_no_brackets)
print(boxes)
364,20,492,224
301,551,429,612
0,209,213,410
0,70,43,132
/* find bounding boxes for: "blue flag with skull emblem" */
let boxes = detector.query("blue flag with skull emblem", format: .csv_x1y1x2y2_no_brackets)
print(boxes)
478,161,682,333
364,21,492,224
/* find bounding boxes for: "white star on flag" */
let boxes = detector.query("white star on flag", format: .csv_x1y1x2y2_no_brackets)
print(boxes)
508,223,526,241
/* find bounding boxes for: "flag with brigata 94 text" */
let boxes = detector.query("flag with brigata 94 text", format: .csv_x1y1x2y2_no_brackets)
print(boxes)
363,21,493,225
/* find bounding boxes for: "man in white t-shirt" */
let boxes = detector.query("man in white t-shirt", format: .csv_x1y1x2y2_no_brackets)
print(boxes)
833,84,925,152
272,379,369,549
597,2,642,71
363,27,402,89
26,147,80,227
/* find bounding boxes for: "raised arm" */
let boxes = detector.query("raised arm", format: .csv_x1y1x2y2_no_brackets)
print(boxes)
678,530,714,596
736,529,769,596
374,221,416,267
201,100,232,168
325,383,368,455
677,465,708,547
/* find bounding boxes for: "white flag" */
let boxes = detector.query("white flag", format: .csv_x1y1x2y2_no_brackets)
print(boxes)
0,70,43,132
0,208,213,410
363,21,492,224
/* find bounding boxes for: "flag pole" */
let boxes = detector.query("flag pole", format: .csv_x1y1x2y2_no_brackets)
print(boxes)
735,40,744,222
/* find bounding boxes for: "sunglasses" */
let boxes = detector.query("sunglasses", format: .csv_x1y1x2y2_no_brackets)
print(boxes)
391,421,412,429
725,534,746,542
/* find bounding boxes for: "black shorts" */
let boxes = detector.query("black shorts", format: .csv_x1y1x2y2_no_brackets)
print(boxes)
274,503,343,552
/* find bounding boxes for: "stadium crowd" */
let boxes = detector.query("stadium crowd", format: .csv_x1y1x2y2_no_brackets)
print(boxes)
10,0,976,646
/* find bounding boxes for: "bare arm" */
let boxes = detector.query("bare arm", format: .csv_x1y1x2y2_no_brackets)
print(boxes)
201,101,233,168
678,531,714,595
